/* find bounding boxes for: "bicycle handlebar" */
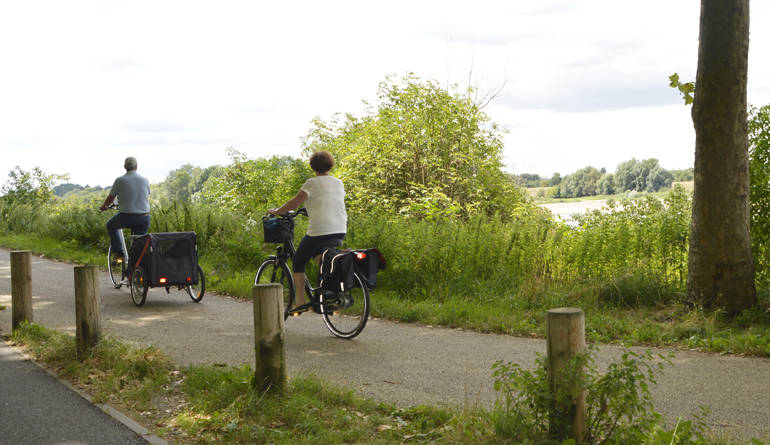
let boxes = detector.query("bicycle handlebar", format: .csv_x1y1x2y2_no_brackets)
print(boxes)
100,203,120,213
266,207,307,219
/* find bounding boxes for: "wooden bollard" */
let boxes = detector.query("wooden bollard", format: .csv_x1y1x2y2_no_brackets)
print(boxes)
10,250,33,330
253,283,287,393
74,265,101,357
546,308,586,443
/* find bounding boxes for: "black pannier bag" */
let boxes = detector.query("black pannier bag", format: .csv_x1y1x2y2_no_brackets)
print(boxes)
130,232,199,287
263,216,294,243
353,248,386,289
319,248,356,292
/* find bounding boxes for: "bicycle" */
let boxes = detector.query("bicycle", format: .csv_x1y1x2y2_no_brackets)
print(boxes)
254,208,371,339
103,204,205,306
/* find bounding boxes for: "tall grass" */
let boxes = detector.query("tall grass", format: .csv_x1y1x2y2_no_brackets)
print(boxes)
0,187,694,305
3,187,770,354
0,185,751,310
347,206,563,302
347,186,692,308
566,188,690,288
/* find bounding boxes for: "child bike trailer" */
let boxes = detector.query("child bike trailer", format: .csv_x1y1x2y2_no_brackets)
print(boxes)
128,231,205,307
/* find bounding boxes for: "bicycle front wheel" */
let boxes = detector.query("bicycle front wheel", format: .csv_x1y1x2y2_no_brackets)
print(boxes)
255,259,295,320
107,245,125,289
322,272,370,339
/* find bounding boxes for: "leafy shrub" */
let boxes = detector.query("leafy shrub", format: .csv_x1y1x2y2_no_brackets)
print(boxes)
749,105,770,287
491,347,710,444
301,74,524,219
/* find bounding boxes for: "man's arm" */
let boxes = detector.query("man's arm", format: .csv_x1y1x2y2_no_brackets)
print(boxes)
100,194,116,211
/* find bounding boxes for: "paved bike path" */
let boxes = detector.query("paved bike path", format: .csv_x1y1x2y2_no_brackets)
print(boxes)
0,338,155,444
0,249,769,441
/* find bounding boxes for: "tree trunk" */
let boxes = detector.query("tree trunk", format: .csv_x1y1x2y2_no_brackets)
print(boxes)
688,0,756,314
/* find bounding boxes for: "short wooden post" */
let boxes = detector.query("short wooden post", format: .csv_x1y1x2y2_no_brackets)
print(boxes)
253,283,287,393
74,265,101,358
10,250,33,331
546,307,586,443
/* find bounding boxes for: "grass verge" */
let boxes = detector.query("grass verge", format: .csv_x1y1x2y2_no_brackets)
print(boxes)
6,323,499,444
6,323,764,444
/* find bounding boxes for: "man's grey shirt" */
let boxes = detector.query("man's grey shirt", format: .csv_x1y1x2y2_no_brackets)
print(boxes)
111,171,150,214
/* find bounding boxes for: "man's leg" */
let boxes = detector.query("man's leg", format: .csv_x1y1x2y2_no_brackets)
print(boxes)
128,215,151,236
106,214,128,258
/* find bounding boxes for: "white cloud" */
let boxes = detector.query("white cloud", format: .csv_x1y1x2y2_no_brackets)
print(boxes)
0,0,768,188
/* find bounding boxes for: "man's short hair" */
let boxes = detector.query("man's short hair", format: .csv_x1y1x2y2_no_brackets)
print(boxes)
309,151,334,173
124,157,138,170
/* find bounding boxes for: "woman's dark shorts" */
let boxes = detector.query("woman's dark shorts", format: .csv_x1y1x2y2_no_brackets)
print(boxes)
292,233,345,273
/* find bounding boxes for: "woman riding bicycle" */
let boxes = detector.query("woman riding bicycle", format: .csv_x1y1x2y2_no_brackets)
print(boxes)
267,150,347,314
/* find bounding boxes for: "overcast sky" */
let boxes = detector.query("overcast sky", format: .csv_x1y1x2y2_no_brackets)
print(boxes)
2,1,770,187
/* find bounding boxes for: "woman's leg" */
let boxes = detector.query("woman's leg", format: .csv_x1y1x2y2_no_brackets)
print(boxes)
293,272,307,306
292,233,345,309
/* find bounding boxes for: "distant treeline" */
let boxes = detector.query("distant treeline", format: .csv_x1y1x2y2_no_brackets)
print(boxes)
513,161,694,198
54,183,107,196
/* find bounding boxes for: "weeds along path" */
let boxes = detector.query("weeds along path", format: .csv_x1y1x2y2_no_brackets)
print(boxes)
0,248,769,441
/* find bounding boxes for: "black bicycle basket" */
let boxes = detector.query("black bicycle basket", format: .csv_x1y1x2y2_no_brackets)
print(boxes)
263,216,294,243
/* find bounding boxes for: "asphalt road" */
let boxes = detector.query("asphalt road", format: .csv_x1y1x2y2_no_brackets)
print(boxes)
1,248,769,441
0,339,149,445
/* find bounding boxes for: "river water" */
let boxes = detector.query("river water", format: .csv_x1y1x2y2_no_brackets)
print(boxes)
538,199,607,223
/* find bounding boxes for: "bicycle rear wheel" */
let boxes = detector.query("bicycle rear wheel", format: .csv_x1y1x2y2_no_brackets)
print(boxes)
130,266,148,307
322,272,370,339
186,265,205,302
107,245,125,289
255,259,295,320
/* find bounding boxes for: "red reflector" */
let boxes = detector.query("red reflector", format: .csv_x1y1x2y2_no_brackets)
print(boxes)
355,252,366,260
186,277,191,282
159,277,167,284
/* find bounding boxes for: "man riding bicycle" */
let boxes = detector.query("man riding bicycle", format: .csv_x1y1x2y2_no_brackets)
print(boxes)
99,156,151,261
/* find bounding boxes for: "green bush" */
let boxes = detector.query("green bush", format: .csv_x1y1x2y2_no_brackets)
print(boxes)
749,105,770,287
491,347,712,445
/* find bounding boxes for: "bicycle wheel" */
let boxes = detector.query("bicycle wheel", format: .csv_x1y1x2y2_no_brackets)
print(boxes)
321,272,370,339
186,265,205,302
107,245,125,289
255,259,295,320
130,266,148,307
